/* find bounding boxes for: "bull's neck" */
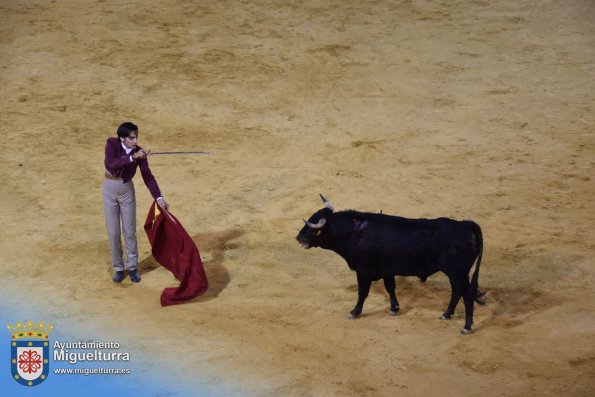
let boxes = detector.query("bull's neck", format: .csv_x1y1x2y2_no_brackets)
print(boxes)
319,214,355,260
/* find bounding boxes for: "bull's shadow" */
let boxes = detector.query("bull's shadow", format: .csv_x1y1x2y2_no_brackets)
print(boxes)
345,276,451,317
139,228,245,302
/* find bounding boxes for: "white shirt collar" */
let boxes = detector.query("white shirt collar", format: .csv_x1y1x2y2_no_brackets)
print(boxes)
121,141,132,155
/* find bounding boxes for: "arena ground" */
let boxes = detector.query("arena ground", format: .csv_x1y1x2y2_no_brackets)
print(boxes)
1,0,594,395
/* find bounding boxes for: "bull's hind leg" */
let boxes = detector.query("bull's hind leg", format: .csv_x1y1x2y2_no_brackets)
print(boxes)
440,277,467,321
461,286,476,334
383,276,400,315
347,273,372,319
441,276,475,334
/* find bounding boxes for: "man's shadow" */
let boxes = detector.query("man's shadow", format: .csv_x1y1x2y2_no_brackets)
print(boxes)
139,228,245,302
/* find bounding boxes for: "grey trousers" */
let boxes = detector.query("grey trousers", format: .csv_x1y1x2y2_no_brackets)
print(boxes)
103,178,137,271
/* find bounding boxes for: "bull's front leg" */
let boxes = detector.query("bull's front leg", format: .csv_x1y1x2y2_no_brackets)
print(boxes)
383,276,400,315
347,272,372,319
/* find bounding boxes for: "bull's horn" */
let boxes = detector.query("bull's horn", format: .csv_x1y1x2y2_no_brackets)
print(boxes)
319,194,334,211
305,218,326,229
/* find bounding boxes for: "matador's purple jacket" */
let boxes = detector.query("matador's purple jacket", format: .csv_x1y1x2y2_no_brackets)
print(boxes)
104,137,162,200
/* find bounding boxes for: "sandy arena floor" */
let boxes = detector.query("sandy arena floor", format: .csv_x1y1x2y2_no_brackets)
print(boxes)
1,0,594,396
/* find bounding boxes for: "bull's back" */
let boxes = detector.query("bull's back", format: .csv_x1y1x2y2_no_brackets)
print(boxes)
356,215,479,277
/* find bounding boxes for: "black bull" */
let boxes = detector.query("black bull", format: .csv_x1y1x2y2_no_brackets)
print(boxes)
296,195,485,334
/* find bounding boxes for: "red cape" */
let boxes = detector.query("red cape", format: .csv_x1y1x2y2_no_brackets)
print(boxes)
144,202,208,306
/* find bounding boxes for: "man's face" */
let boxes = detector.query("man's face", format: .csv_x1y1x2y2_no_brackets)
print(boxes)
122,133,138,149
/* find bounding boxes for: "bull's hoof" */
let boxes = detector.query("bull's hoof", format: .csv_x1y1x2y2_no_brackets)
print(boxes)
461,328,472,335
440,313,452,320
475,289,487,305
389,306,400,316
346,312,359,320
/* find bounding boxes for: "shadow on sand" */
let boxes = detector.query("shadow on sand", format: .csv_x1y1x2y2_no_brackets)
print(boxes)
139,227,245,302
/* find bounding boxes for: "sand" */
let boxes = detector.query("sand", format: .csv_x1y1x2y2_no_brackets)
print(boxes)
1,0,594,395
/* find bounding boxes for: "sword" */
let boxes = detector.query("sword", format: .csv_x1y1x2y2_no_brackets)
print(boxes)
150,151,213,156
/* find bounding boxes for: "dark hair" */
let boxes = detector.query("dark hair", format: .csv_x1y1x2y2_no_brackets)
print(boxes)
117,122,138,138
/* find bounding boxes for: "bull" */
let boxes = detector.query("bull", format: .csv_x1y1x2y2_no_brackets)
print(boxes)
296,194,484,334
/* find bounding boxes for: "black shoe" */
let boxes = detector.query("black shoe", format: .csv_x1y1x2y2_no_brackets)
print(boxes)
112,271,125,283
129,269,141,283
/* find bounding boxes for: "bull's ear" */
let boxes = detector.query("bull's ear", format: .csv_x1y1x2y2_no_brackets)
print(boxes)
319,194,334,212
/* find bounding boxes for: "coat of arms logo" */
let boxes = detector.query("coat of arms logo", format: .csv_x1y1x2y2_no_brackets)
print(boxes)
7,320,53,386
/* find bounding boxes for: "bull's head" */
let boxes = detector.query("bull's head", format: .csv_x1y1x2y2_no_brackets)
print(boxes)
296,194,334,249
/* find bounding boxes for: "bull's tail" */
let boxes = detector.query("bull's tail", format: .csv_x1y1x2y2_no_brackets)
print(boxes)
469,222,483,303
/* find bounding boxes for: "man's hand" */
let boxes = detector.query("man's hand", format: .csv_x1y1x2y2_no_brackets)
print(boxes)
133,150,148,160
157,197,169,210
